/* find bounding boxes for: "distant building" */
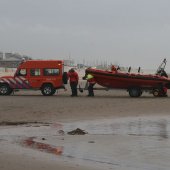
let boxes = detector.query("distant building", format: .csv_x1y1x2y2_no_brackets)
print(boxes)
64,59,74,66
0,52,32,68
0,52,3,60
77,64,84,68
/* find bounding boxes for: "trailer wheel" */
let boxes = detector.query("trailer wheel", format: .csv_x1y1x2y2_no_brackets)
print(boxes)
41,84,55,96
153,89,167,97
0,84,13,95
128,87,142,97
153,89,159,97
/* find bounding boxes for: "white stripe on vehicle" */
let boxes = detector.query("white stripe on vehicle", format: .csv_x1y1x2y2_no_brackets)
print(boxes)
1,78,10,84
19,77,26,81
15,77,23,84
9,78,17,84
0,78,5,83
18,77,30,85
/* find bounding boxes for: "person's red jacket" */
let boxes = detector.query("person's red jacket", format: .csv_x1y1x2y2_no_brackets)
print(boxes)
67,71,79,83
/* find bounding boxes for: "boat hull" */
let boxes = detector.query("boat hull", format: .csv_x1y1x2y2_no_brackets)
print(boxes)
86,68,170,89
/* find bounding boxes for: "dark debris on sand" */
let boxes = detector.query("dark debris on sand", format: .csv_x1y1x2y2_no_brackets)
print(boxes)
67,128,88,135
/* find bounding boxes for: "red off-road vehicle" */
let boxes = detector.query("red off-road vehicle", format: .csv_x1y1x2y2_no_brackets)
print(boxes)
0,60,68,96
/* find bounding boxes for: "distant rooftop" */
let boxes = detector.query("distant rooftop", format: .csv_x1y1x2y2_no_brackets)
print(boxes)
0,52,32,68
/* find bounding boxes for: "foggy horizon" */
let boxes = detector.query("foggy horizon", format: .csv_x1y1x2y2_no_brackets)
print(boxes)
0,0,170,71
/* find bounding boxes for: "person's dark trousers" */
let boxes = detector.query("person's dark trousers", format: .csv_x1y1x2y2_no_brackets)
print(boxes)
70,82,78,96
88,83,95,96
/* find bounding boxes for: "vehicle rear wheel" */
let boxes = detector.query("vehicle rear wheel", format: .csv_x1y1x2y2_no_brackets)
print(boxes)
62,72,68,84
129,87,142,97
41,84,55,96
0,84,13,95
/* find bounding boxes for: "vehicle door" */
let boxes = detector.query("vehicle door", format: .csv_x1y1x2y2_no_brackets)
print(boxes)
27,68,43,88
14,68,31,89
43,68,62,87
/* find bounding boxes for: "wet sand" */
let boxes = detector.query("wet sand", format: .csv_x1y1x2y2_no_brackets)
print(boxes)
0,87,170,170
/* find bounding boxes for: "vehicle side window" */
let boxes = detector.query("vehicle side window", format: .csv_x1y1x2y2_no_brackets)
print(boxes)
43,68,60,76
30,69,41,76
17,69,27,76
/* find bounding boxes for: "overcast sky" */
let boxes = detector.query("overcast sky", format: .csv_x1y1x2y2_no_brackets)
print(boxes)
0,0,170,71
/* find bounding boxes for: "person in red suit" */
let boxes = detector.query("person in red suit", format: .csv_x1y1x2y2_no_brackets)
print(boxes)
67,68,79,97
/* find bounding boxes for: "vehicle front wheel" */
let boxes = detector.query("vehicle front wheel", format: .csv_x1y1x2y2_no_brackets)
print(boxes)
128,87,142,97
41,84,55,96
0,84,13,95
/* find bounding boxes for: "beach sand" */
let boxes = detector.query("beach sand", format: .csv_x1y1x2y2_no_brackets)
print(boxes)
0,72,170,169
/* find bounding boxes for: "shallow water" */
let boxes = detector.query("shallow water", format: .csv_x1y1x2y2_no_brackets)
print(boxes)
64,116,170,138
1,116,170,170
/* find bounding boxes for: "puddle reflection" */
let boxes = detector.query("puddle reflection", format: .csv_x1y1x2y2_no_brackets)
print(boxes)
15,117,170,169
23,137,63,155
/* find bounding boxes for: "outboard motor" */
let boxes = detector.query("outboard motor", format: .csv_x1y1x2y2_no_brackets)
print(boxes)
156,58,168,77
157,69,168,78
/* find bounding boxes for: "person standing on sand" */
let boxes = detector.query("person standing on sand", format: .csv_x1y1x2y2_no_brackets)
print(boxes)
86,74,96,97
67,68,79,97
